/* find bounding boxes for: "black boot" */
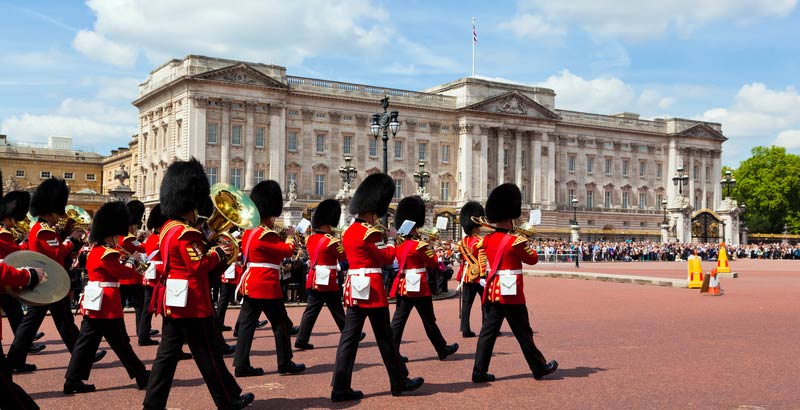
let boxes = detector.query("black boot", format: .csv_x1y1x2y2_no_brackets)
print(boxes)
229,392,255,409
136,370,151,390
438,343,459,360
278,361,306,375
331,388,364,402
391,377,424,396
63,380,96,394
533,360,558,380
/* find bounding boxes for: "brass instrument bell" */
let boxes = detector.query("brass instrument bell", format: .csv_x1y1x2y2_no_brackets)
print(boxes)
208,183,261,264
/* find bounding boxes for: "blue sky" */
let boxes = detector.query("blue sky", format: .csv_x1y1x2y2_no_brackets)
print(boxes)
2,0,799,167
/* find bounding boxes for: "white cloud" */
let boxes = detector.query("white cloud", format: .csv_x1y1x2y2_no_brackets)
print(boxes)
72,0,453,74
497,14,566,39
507,0,797,40
536,69,636,113
774,130,800,149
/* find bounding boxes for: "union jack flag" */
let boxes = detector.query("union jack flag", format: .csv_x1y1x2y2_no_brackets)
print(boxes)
472,20,478,43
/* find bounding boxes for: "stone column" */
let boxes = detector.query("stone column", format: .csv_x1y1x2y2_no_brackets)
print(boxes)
667,137,678,203
661,223,669,243
268,103,286,186
546,133,556,209
514,130,523,188
457,123,473,202
220,100,231,185
479,127,489,202
244,102,255,190
570,224,580,242
496,131,505,185
700,153,708,208
712,152,722,210
687,150,695,209
532,134,542,205
188,95,208,162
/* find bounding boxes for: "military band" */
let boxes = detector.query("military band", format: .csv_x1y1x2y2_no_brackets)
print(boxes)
0,159,561,409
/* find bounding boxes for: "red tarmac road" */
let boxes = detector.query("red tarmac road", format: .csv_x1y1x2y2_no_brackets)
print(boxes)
4,259,799,409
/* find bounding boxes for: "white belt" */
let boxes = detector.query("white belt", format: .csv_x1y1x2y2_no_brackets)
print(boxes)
314,265,339,270
495,269,523,276
247,262,281,269
88,281,119,288
403,268,427,275
348,268,381,276
151,261,162,265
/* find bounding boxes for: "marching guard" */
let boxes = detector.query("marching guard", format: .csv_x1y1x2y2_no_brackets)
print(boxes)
138,204,165,346
142,159,253,410
118,200,146,339
330,173,424,402
471,183,558,383
7,178,104,373
389,195,458,361
457,201,487,338
233,180,305,377
63,201,150,394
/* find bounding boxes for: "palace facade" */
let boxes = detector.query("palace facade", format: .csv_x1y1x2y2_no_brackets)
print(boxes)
132,55,737,244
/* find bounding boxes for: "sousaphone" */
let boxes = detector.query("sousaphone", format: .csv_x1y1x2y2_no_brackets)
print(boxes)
207,183,261,263
3,250,70,306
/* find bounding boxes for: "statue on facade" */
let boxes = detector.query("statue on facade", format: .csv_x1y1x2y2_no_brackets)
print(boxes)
287,181,298,202
114,163,130,187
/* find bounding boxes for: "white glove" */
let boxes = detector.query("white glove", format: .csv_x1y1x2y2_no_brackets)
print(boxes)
479,278,486,287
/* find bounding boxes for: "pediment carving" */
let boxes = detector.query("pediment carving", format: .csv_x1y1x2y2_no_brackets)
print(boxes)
462,91,560,120
676,123,727,141
193,63,288,89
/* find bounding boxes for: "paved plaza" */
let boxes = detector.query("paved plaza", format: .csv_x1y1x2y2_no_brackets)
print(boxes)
5,259,799,409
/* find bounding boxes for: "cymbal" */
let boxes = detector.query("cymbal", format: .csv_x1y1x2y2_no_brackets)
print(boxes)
3,250,71,306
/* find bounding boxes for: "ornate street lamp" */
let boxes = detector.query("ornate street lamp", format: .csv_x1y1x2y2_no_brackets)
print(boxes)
338,155,357,194
662,199,669,225
571,198,578,225
369,97,400,175
672,165,689,195
720,170,736,198
413,161,430,195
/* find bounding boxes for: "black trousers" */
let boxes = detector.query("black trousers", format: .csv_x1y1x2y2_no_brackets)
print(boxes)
65,317,146,383
296,289,345,344
119,285,144,336
233,297,292,370
0,295,23,334
391,296,448,356
331,306,408,392
138,285,155,343
0,345,38,410
460,283,484,334
7,296,79,368
143,316,241,410
473,302,549,376
215,283,236,327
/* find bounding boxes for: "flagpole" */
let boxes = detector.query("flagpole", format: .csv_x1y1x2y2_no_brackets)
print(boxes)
471,16,476,77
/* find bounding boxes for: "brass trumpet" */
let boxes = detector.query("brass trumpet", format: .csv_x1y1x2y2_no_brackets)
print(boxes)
207,183,261,264
118,246,148,274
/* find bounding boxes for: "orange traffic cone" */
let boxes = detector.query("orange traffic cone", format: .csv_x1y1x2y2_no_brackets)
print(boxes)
706,268,721,296
716,242,731,274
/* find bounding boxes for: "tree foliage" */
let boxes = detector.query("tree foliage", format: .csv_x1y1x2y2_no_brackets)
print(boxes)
730,146,800,234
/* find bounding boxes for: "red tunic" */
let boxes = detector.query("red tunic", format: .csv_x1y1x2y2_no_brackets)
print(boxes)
83,245,139,319
0,227,22,259
479,231,538,305
455,234,484,283
0,262,32,340
117,235,145,286
142,233,161,287
239,226,294,300
156,220,223,318
305,232,346,292
28,220,73,268
342,221,395,309
390,239,437,298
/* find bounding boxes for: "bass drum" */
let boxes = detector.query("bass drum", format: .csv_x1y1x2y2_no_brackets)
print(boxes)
3,250,71,306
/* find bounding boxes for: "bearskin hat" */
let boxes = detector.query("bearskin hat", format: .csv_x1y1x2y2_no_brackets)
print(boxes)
30,177,70,217
127,200,145,227
146,204,167,232
394,195,426,230
486,183,521,222
250,180,283,218
349,173,395,217
460,201,485,235
0,191,31,221
159,158,209,219
312,199,341,229
90,202,130,244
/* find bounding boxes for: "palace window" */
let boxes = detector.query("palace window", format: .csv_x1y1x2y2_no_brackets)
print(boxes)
622,192,629,209
694,195,701,210
622,159,629,177
287,131,298,152
207,167,218,185
706,166,711,182
254,169,266,184
586,191,594,208
521,150,527,168
394,178,403,199
315,175,325,196
656,163,663,178
586,157,594,174
568,189,576,203
441,181,450,200
656,194,663,206
693,165,699,180
639,161,646,177
40,171,51,179
639,192,646,208
604,191,612,208
63,172,74,180
369,138,378,157
230,168,242,189
442,145,450,163
394,140,403,159
503,149,509,167
568,155,576,173
419,143,427,161
255,127,265,148
86,173,96,181
605,158,612,175
231,125,242,145
316,134,325,153
342,135,352,155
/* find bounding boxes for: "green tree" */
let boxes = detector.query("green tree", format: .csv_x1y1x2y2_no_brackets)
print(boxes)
730,146,800,234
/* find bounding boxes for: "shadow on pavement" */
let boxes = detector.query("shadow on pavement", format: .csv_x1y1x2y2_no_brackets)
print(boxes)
250,397,361,409
497,366,606,381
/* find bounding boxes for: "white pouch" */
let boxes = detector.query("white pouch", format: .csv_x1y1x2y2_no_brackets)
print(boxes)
405,272,422,293
500,275,518,296
350,276,371,300
223,264,236,279
165,279,189,307
82,286,103,311
144,263,158,280
315,266,331,286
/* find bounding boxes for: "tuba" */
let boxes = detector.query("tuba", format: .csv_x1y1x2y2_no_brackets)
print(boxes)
59,205,92,230
207,183,261,264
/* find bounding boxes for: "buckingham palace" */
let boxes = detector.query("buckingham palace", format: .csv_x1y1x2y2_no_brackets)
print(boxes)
131,55,740,244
